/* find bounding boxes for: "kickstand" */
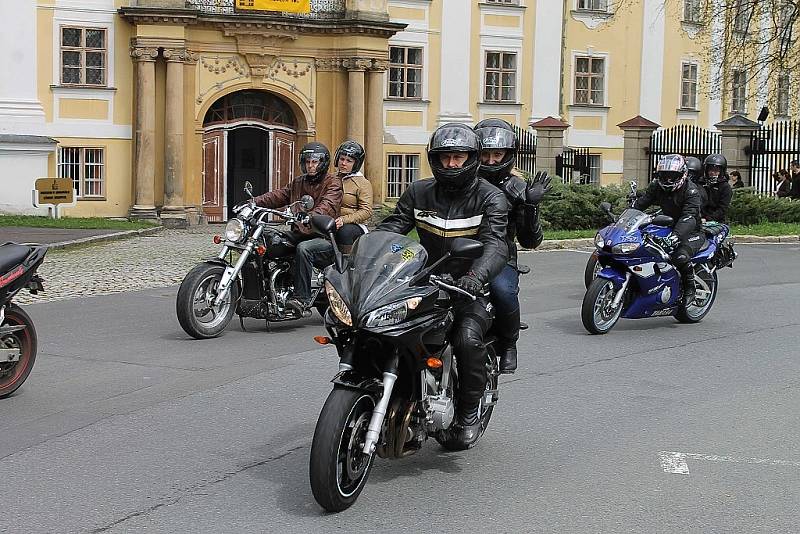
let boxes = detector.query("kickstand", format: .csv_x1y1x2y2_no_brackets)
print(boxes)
239,315,247,332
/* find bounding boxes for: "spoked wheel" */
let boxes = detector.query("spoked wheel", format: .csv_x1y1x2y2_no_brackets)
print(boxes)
676,268,718,323
581,277,625,334
176,263,239,339
584,251,602,289
0,305,37,399
309,387,377,512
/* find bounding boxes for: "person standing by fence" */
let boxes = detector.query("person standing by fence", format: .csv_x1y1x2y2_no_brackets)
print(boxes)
790,160,800,200
776,170,792,198
730,170,744,189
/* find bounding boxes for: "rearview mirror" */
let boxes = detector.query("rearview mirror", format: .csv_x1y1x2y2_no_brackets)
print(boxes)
651,214,674,227
244,181,254,198
599,202,612,213
311,214,336,236
449,238,484,260
300,194,314,211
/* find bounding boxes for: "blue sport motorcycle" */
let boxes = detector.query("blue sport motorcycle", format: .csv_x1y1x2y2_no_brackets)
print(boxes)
581,202,736,334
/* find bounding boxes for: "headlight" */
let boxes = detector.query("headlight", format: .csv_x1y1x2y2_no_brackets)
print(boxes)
325,281,352,326
225,219,246,243
363,297,422,328
612,242,639,254
594,233,605,249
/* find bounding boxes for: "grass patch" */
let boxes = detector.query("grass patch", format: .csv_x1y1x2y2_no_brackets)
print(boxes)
544,229,597,240
0,215,157,230
728,222,800,236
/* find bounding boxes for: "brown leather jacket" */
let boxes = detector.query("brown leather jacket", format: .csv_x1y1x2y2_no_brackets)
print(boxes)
253,174,343,235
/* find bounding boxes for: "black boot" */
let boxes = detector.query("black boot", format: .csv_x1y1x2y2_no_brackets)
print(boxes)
682,271,697,305
494,309,520,374
452,404,481,447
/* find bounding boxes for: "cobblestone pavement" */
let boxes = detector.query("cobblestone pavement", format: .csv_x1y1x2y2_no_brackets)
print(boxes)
13,227,221,305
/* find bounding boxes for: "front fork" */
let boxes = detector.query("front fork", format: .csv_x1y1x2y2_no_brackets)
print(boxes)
362,352,400,455
212,226,264,307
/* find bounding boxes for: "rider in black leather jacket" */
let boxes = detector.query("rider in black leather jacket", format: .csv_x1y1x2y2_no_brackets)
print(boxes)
634,154,705,303
473,118,549,374
377,123,509,448
699,154,733,223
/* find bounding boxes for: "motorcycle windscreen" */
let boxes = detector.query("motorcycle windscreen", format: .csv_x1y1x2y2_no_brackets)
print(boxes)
614,209,650,233
343,231,428,317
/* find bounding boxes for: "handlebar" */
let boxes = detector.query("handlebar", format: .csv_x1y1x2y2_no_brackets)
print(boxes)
428,274,489,301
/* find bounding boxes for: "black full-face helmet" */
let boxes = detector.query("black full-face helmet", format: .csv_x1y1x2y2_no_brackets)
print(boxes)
703,153,728,185
685,156,703,183
299,142,330,181
427,123,481,193
474,118,519,182
334,140,366,175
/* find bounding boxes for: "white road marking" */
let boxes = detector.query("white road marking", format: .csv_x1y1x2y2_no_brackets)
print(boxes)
659,451,800,475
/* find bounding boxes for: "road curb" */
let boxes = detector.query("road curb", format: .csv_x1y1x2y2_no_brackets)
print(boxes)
46,226,164,250
525,234,800,252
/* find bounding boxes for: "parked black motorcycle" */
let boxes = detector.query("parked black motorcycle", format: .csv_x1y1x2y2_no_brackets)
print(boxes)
176,182,330,339
308,216,499,512
0,242,46,398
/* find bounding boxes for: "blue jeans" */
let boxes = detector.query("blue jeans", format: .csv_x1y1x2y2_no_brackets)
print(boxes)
294,238,334,302
489,264,520,316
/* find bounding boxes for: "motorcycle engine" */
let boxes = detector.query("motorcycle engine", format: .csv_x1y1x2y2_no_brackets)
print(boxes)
425,393,455,431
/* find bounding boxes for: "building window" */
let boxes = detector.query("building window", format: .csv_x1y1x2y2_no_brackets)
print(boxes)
681,62,698,109
731,69,747,113
733,0,752,33
574,56,605,105
683,0,701,22
386,154,419,199
484,51,517,102
486,0,519,4
388,46,423,99
60,27,107,86
577,0,608,11
777,73,790,116
585,155,602,185
58,147,105,198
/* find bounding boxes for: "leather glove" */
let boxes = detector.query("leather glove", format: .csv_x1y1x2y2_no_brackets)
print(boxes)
456,272,483,297
658,232,680,251
525,171,553,205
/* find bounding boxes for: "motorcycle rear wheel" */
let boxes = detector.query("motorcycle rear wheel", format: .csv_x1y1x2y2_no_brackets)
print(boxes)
309,387,376,512
675,269,718,323
176,263,239,339
0,304,37,399
582,278,624,334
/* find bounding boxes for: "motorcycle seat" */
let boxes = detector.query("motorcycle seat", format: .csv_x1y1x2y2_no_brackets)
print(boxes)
702,223,726,238
0,243,33,275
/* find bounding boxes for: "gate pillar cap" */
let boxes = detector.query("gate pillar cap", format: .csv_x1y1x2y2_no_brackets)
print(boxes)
714,115,761,130
617,115,660,129
531,116,570,130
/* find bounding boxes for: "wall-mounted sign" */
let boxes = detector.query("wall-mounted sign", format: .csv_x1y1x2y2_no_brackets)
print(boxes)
234,0,311,14
35,178,74,205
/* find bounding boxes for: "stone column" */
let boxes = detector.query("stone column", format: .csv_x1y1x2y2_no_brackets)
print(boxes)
129,45,159,221
617,115,660,189
161,47,191,227
366,60,387,204
345,58,370,145
714,115,761,186
530,117,570,178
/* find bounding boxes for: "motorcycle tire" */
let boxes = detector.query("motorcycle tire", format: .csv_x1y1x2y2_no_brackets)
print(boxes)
584,251,601,289
675,269,718,324
176,263,239,339
309,386,377,512
581,277,624,335
0,304,37,399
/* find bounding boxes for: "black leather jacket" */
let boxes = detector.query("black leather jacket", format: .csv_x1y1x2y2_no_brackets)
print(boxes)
377,177,509,284
702,180,732,222
634,180,703,240
489,174,543,269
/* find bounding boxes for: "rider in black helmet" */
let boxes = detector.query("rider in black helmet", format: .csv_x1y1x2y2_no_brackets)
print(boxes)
685,156,703,184
474,118,549,374
377,123,509,448
700,154,732,223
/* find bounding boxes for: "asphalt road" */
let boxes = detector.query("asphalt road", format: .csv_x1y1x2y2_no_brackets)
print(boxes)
3,244,800,533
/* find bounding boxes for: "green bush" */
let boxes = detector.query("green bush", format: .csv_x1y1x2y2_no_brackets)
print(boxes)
727,188,800,225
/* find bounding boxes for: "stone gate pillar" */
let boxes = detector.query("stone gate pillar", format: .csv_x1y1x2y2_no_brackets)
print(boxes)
714,115,761,187
617,115,660,189
530,116,569,178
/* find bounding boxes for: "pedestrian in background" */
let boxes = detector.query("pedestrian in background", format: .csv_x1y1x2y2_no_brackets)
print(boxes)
730,170,744,189
790,160,800,200
776,169,792,198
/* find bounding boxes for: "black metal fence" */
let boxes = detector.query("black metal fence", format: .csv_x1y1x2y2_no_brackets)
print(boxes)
556,146,591,184
748,120,800,195
648,124,720,180
512,125,537,176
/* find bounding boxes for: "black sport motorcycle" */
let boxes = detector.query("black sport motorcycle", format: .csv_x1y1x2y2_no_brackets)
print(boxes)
0,242,46,398
307,216,499,512
176,182,330,339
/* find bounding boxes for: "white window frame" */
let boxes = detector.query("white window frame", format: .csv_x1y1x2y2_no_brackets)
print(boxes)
776,72,790,116
572,53,607,106
680,61,699,110
388,45,424,100
59,26,108,87
576,0,608,12
485,0,520,4
58,146,106,199
483,50,518,103
733,0,753,33
585,154,602,185
731,68,748,113
386,154,420,199
683,0,701,22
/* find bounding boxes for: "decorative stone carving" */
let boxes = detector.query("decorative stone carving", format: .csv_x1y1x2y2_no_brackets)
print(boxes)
200,55,248,75
130,46,159,61
370,59,389,71
342,57,373,71
163,48,197,63
314,58,344,71
269,59,312,79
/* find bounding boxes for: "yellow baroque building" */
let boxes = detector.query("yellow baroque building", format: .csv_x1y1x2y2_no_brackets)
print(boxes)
0,0,794,220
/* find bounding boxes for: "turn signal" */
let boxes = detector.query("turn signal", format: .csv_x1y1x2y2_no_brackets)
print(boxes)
314,336,333,345
426,357,443,369
213,235,222,244
255,245,267,256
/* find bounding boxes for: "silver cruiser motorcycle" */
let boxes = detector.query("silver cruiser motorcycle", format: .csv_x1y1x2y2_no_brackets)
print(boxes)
176,182,328,339
307,215,499,512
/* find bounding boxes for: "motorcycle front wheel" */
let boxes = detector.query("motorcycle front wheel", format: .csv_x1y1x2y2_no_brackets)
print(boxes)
0,304,37,399
582,277,624,334
176,263,239,339
584,251,601,289
309,387,376,512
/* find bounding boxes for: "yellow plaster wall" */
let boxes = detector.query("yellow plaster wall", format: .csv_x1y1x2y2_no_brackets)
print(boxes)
661,12,710,128
386,110,423,127
427,4,442,130
36,6,54,122
572,115,603,130
388,6,426,20
483,15,520,28
136,24,186,39
59,99,109,120
114,19,134,126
